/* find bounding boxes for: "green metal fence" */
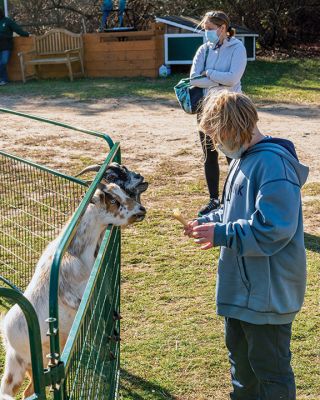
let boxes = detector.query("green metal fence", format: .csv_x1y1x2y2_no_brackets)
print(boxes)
0,108,122,400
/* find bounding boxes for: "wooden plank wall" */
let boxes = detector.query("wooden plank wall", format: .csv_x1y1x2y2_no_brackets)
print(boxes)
7,23,165,81
8,36,35,81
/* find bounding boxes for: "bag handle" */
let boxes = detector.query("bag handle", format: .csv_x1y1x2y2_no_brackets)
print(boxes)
184,73,207,84
186,46,210,83
204,45,209,70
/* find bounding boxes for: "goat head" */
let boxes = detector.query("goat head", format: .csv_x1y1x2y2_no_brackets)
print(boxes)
76,162,148,203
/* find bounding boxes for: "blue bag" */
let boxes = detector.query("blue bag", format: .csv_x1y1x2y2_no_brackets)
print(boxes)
174,75,207,114
174,46,209,114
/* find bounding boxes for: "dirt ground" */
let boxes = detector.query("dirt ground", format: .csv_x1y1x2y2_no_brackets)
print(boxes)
1,96,319,232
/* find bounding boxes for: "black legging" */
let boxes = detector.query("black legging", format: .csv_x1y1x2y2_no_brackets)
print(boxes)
199,129,232,200
199,130,220,199
197,111,231,200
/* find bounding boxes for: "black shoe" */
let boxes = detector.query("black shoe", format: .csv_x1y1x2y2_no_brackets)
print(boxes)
198,198,220,217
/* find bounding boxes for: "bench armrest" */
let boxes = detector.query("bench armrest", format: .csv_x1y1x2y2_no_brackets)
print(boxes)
64,48,82,54
18,49,36,57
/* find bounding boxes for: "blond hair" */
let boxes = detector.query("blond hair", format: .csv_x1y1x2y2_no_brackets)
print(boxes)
199,91,259,150
200,11,236,38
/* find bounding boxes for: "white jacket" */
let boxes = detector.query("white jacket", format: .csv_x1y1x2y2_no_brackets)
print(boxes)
190,37,247,94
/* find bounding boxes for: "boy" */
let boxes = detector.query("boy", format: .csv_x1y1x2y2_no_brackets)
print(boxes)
185,91,309,400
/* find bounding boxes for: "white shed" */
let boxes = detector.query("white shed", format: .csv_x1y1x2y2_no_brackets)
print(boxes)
156,15,258,64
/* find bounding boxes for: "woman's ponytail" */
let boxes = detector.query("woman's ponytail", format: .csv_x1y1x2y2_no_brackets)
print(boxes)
227,26,236,37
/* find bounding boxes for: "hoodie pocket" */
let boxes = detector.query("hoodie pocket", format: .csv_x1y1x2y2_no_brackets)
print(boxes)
217,250,250,307
236,257,250,291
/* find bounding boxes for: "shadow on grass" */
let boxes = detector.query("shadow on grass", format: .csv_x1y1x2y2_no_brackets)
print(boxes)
256,104,319,119
0,76,180,102
304,232,320,253
120,369,176,400
0,76,180,116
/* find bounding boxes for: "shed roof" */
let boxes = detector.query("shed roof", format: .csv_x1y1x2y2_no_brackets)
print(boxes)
156,15,258,36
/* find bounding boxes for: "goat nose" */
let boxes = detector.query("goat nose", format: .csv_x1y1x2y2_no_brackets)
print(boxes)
139,205,146,213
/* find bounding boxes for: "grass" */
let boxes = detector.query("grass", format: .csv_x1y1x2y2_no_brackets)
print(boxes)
118,167,320,400
0,58,319,104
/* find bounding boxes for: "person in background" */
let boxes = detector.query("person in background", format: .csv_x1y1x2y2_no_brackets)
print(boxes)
99,0,113,32
190,11,247,216
118,0,126,27
185,91,308,400
0,7,29,86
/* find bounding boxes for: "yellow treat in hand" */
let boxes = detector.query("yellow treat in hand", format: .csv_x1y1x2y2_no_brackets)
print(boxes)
172,208,188,227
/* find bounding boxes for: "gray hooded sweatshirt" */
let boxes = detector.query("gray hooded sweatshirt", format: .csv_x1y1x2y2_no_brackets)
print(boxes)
198,141,309,325
190,37,247,94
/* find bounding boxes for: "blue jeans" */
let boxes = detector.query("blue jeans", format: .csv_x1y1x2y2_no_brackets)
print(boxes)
225,318,296,400
0,50,11,82
100,10,111,30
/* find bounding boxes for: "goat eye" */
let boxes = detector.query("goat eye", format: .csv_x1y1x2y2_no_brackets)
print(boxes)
110,199,116,204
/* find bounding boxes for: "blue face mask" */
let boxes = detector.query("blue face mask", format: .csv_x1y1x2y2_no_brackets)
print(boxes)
205,29,219,45
217,144,247,159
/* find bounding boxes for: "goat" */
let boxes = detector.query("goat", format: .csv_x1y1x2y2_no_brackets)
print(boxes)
0,182,146,400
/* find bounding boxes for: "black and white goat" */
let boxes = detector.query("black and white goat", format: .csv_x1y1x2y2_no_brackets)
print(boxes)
0,182,146,400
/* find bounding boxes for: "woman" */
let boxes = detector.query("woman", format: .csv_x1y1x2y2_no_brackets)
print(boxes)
0,8,29,85
190,10,247,216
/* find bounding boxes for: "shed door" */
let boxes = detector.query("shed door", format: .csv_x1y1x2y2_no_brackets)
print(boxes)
165,34,204,65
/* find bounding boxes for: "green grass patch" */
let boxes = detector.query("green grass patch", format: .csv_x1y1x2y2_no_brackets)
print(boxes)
118,166,320,400
243,58,320,104
1,58,319,104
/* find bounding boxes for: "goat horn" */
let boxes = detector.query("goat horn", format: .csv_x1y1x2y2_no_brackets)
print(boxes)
75,164,102,177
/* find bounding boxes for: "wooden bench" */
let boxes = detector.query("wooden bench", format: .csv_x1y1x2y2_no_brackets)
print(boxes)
18,29,85,83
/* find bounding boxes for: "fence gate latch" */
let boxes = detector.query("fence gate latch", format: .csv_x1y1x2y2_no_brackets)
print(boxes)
44,361,65,392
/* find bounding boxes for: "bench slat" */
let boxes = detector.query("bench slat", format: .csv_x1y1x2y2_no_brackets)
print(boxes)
26,57,80,64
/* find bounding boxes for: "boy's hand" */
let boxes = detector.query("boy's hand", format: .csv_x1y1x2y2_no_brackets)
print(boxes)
184,220,199,238
192,223,215,250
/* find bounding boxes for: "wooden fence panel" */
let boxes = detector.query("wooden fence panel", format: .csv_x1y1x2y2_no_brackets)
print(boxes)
8,36,35,81
8,24,165,81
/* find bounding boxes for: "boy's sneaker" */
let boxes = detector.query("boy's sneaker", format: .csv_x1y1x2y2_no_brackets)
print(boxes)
0,81,8,86
198,198,220,217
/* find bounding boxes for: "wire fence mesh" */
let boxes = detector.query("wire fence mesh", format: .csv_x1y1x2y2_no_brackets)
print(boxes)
62,227,121,400
0,152,87,290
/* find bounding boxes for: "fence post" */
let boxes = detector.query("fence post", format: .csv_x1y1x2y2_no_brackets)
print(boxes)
0,287,47,400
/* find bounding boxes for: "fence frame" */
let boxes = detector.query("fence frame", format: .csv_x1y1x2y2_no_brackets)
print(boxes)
0,107,122,400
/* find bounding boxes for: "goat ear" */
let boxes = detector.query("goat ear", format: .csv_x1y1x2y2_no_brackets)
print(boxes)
91,187,106,205
137,182,149,193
